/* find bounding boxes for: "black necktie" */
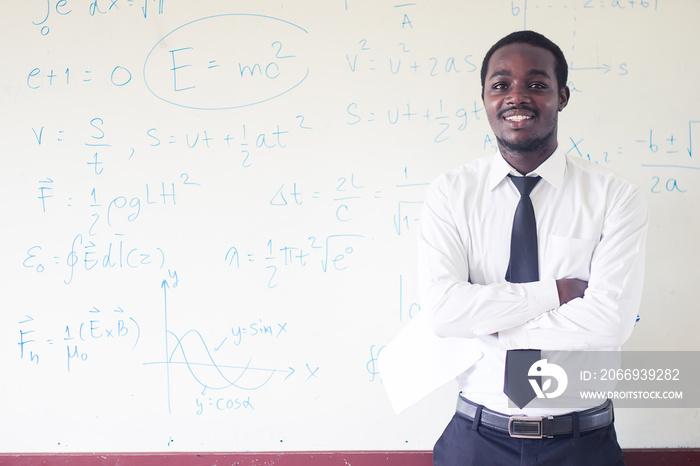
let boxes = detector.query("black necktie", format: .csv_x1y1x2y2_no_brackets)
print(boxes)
504,175,541,408
505,175,541,283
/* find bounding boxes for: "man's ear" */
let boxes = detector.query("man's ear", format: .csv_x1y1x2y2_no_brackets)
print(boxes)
559,86,570,111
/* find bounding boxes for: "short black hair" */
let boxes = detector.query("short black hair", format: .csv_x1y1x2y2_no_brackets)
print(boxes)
480,30,568,94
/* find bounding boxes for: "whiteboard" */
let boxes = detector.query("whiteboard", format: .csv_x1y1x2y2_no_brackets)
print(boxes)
1,0,698,453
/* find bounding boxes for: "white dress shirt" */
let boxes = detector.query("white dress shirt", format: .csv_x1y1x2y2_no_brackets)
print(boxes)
416,147,648,415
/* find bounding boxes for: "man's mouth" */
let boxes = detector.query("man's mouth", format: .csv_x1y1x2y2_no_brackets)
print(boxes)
505,114,532,122
499,108,537,122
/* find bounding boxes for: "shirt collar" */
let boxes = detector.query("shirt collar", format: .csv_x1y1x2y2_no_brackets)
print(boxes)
487,146,566,191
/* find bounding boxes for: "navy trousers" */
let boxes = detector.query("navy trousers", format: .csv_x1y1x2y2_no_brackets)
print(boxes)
433,411,626,466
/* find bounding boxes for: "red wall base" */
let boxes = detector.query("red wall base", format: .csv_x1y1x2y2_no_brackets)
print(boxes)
1,450,699,465
0,452,428,466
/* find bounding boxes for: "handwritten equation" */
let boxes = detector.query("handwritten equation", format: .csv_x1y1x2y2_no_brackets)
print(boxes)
639,121,700,194
32,0,166,36
30,117,304,177
18,306,140,372
143,14,309,110
153,280,321,415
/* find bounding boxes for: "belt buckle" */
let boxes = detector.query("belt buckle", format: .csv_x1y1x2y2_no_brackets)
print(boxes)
508,416,553,439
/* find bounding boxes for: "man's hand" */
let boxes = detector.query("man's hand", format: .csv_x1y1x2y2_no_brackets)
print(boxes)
556,279,588,305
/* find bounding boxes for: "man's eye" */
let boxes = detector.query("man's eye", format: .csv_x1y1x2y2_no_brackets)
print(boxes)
492,82,508,90
529,82,547,89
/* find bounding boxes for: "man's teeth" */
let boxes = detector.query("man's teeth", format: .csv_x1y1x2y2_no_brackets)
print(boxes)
506,115,531,122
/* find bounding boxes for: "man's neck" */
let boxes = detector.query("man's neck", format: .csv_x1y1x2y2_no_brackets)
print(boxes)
499,144,558,175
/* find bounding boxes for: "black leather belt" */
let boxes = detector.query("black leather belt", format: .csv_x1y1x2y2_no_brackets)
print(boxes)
456,396,614,439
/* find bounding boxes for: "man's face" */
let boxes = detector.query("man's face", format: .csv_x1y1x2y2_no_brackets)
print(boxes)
483,43,569,156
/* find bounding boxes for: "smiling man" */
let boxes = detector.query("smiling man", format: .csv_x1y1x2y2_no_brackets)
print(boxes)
483,41,569,174
417,31,648,465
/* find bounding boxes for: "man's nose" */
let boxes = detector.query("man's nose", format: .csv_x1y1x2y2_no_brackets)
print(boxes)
505,85,532,105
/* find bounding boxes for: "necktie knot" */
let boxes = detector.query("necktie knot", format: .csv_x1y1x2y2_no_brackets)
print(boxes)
509,175,541,197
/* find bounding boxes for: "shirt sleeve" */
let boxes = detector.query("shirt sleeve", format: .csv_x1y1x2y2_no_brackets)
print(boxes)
498,183,648,351
418,175,560,339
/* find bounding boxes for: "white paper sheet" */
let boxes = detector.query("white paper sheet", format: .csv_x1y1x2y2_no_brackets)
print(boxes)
379,311,482,414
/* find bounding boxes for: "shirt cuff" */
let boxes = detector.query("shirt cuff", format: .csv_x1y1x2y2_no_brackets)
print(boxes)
526,278,560,317
499,279,559,350
499,325,529,350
